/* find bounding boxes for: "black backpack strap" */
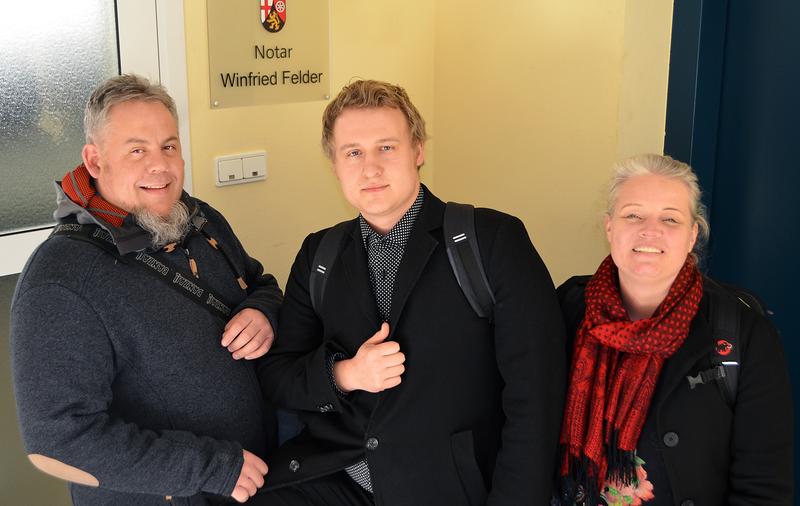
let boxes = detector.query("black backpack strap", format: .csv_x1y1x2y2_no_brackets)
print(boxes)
287,221,349,444
557,276,590,352
686,278,742,407
443,202,495,319
309,221,350,314
558,277,589,323
706,279,743,406
51,223,235,322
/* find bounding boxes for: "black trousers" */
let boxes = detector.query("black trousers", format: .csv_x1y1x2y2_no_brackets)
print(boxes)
250,471,374,506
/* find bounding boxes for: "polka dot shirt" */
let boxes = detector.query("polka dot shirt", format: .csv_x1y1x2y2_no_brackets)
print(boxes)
343,185,425,492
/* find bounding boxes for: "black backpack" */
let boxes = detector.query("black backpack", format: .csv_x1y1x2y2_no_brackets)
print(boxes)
688,278,767,406
309,202,495,320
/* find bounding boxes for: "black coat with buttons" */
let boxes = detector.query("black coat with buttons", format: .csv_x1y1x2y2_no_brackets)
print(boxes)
257,191,567,505
558,276,794,506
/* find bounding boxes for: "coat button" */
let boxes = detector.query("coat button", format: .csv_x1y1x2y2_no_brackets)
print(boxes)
289,459,301,472
680,500,695,506
366,437,379,450
663,431,680,447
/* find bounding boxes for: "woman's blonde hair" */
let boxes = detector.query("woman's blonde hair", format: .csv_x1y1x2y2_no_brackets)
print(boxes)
607,154,710,256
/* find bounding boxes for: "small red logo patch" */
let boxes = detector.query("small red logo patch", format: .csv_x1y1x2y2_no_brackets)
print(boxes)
715,339,733,356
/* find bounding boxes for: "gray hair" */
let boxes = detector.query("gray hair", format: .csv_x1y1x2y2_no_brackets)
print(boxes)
84,74,177,143
607,153,710,256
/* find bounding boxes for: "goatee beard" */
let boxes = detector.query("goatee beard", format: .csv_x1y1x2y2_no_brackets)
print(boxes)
134,200,190,249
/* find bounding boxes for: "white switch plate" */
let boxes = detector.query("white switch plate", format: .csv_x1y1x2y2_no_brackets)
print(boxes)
242,153,267,179
217,157,243,184
215,151,267,187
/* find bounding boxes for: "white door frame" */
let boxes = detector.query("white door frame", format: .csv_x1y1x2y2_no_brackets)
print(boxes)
1,0,191,277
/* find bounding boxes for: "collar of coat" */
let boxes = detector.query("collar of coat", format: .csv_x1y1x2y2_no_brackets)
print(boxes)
337,184,447,333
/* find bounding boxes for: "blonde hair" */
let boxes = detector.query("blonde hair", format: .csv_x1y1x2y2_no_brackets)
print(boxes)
84,74,177,143
321,80,427,160
608,154,710,256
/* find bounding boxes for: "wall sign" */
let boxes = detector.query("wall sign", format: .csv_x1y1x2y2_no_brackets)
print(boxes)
207,0,330,108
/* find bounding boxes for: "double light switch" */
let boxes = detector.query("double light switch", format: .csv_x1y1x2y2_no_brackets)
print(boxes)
216,151,267,186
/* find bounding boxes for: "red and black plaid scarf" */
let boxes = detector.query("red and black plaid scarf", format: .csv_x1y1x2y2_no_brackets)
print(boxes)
61,163,129,227
559,255,703,503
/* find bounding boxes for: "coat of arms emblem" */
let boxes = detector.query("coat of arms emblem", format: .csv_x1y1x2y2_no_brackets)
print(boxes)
260,0,286,33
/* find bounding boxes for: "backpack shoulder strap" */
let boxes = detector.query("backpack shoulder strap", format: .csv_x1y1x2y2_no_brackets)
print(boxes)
558,276,589,316
443,202,495,319
309,221,350,314
557,276,590,349
703,278,743,407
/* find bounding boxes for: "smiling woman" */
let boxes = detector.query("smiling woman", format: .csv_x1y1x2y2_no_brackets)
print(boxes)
603,156,705,320
554,154,793,506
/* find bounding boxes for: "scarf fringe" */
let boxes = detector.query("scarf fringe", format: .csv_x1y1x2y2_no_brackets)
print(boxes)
605,429,637,486
560,436,637,505
559,452,601,505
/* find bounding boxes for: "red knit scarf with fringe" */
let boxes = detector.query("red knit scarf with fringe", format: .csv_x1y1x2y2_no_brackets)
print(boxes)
559,255,703,501
61,164,129,227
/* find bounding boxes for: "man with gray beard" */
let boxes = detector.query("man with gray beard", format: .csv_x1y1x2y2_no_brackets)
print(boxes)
11,74,282,505
133,200,192,249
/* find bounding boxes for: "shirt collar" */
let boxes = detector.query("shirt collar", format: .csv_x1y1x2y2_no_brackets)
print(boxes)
359,185,425,250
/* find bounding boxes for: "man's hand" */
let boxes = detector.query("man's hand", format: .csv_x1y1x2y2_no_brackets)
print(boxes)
230,449,268,503
333,323,405,393
222,308,274,360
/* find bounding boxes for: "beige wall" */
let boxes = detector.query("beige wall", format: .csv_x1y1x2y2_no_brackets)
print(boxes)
184,1,436,287
0,4,673,503
433,0,673,284
184,0,673,287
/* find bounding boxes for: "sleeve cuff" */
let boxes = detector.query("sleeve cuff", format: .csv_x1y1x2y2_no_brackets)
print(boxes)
325,352,350,398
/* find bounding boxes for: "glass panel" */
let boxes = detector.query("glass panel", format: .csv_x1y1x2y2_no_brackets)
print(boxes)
0,1,119,234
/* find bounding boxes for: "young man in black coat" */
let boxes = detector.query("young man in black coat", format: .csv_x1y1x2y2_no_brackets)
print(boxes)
256,80,566,505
